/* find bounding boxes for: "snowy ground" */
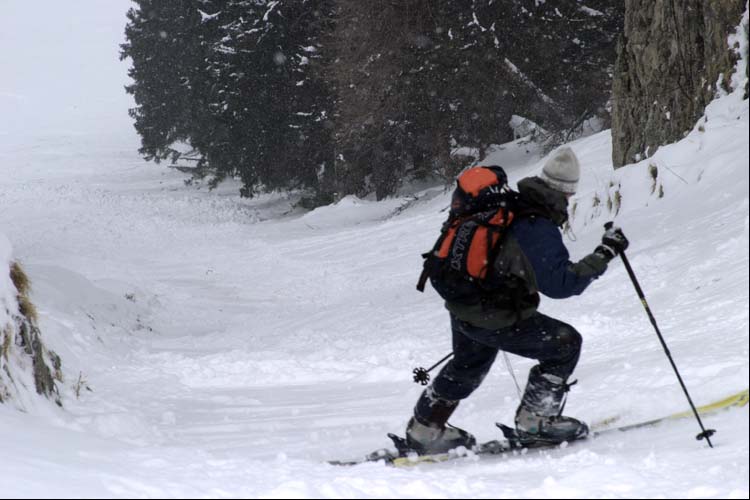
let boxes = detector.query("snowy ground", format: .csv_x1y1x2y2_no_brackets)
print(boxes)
1,2,748,498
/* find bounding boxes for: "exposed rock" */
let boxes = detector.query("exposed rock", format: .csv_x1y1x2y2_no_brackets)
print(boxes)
1,262,63,407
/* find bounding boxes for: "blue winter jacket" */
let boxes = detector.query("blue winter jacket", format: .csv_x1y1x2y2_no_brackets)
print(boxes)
511,216,602,299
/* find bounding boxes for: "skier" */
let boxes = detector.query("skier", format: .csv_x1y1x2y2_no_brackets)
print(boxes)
405,147,630,454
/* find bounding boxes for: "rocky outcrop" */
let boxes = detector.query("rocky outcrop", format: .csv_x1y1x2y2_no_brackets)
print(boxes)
611,0,746,167
1,260,63,407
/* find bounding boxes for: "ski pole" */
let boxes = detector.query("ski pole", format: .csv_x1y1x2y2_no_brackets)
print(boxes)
606,222,716,447
413,351,454,385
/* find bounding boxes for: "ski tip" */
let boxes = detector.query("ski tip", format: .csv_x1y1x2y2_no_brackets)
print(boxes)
495,423,517,437
387,433,412,455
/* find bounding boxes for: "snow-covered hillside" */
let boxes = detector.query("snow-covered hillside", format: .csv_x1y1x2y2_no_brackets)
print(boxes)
0,2,748,498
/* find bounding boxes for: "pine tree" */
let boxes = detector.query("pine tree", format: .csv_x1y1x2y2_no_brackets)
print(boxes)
489,1,624,133
123,0,335,198
121,0,215,164
123,1,621,201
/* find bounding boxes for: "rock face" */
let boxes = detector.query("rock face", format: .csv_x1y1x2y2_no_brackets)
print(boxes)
611,0,746,167
1,260,62,408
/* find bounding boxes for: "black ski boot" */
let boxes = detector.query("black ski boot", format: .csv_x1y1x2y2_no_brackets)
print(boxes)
514,366,588,445
405,387,476,455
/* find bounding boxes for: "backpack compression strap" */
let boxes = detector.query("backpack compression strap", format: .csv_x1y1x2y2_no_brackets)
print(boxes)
416,219,458,292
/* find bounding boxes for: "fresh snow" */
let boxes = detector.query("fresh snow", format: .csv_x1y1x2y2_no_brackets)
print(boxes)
0,1,748,498
0,233,16,329
579,6,605,17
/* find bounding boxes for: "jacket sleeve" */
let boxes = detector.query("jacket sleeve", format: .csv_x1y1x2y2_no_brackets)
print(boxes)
513,217,607,299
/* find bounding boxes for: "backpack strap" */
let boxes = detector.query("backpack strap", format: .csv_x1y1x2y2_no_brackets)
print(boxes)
416,217,458,292
416,252,432,292
472,209,514,291
488,210,514,263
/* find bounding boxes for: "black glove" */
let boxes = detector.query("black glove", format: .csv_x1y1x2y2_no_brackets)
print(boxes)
596,226,629,261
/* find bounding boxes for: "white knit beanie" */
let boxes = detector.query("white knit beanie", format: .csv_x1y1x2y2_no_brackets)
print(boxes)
540,146,580,194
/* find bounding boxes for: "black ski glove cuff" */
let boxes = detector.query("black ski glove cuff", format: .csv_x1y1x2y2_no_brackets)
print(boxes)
571,251,610,276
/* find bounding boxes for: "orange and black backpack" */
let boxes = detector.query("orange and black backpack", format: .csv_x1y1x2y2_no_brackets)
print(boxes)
417,165,518,304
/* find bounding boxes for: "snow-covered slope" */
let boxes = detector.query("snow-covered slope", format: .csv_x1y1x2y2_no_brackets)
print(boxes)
0,93,747,497
0,2,748,498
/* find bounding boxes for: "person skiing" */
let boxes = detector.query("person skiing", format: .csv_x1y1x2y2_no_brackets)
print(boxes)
405,146,630,454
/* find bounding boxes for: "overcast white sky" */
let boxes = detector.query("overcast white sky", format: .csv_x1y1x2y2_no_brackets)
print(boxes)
0,0,136,140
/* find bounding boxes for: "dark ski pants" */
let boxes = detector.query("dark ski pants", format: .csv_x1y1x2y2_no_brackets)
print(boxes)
423,312,582,406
